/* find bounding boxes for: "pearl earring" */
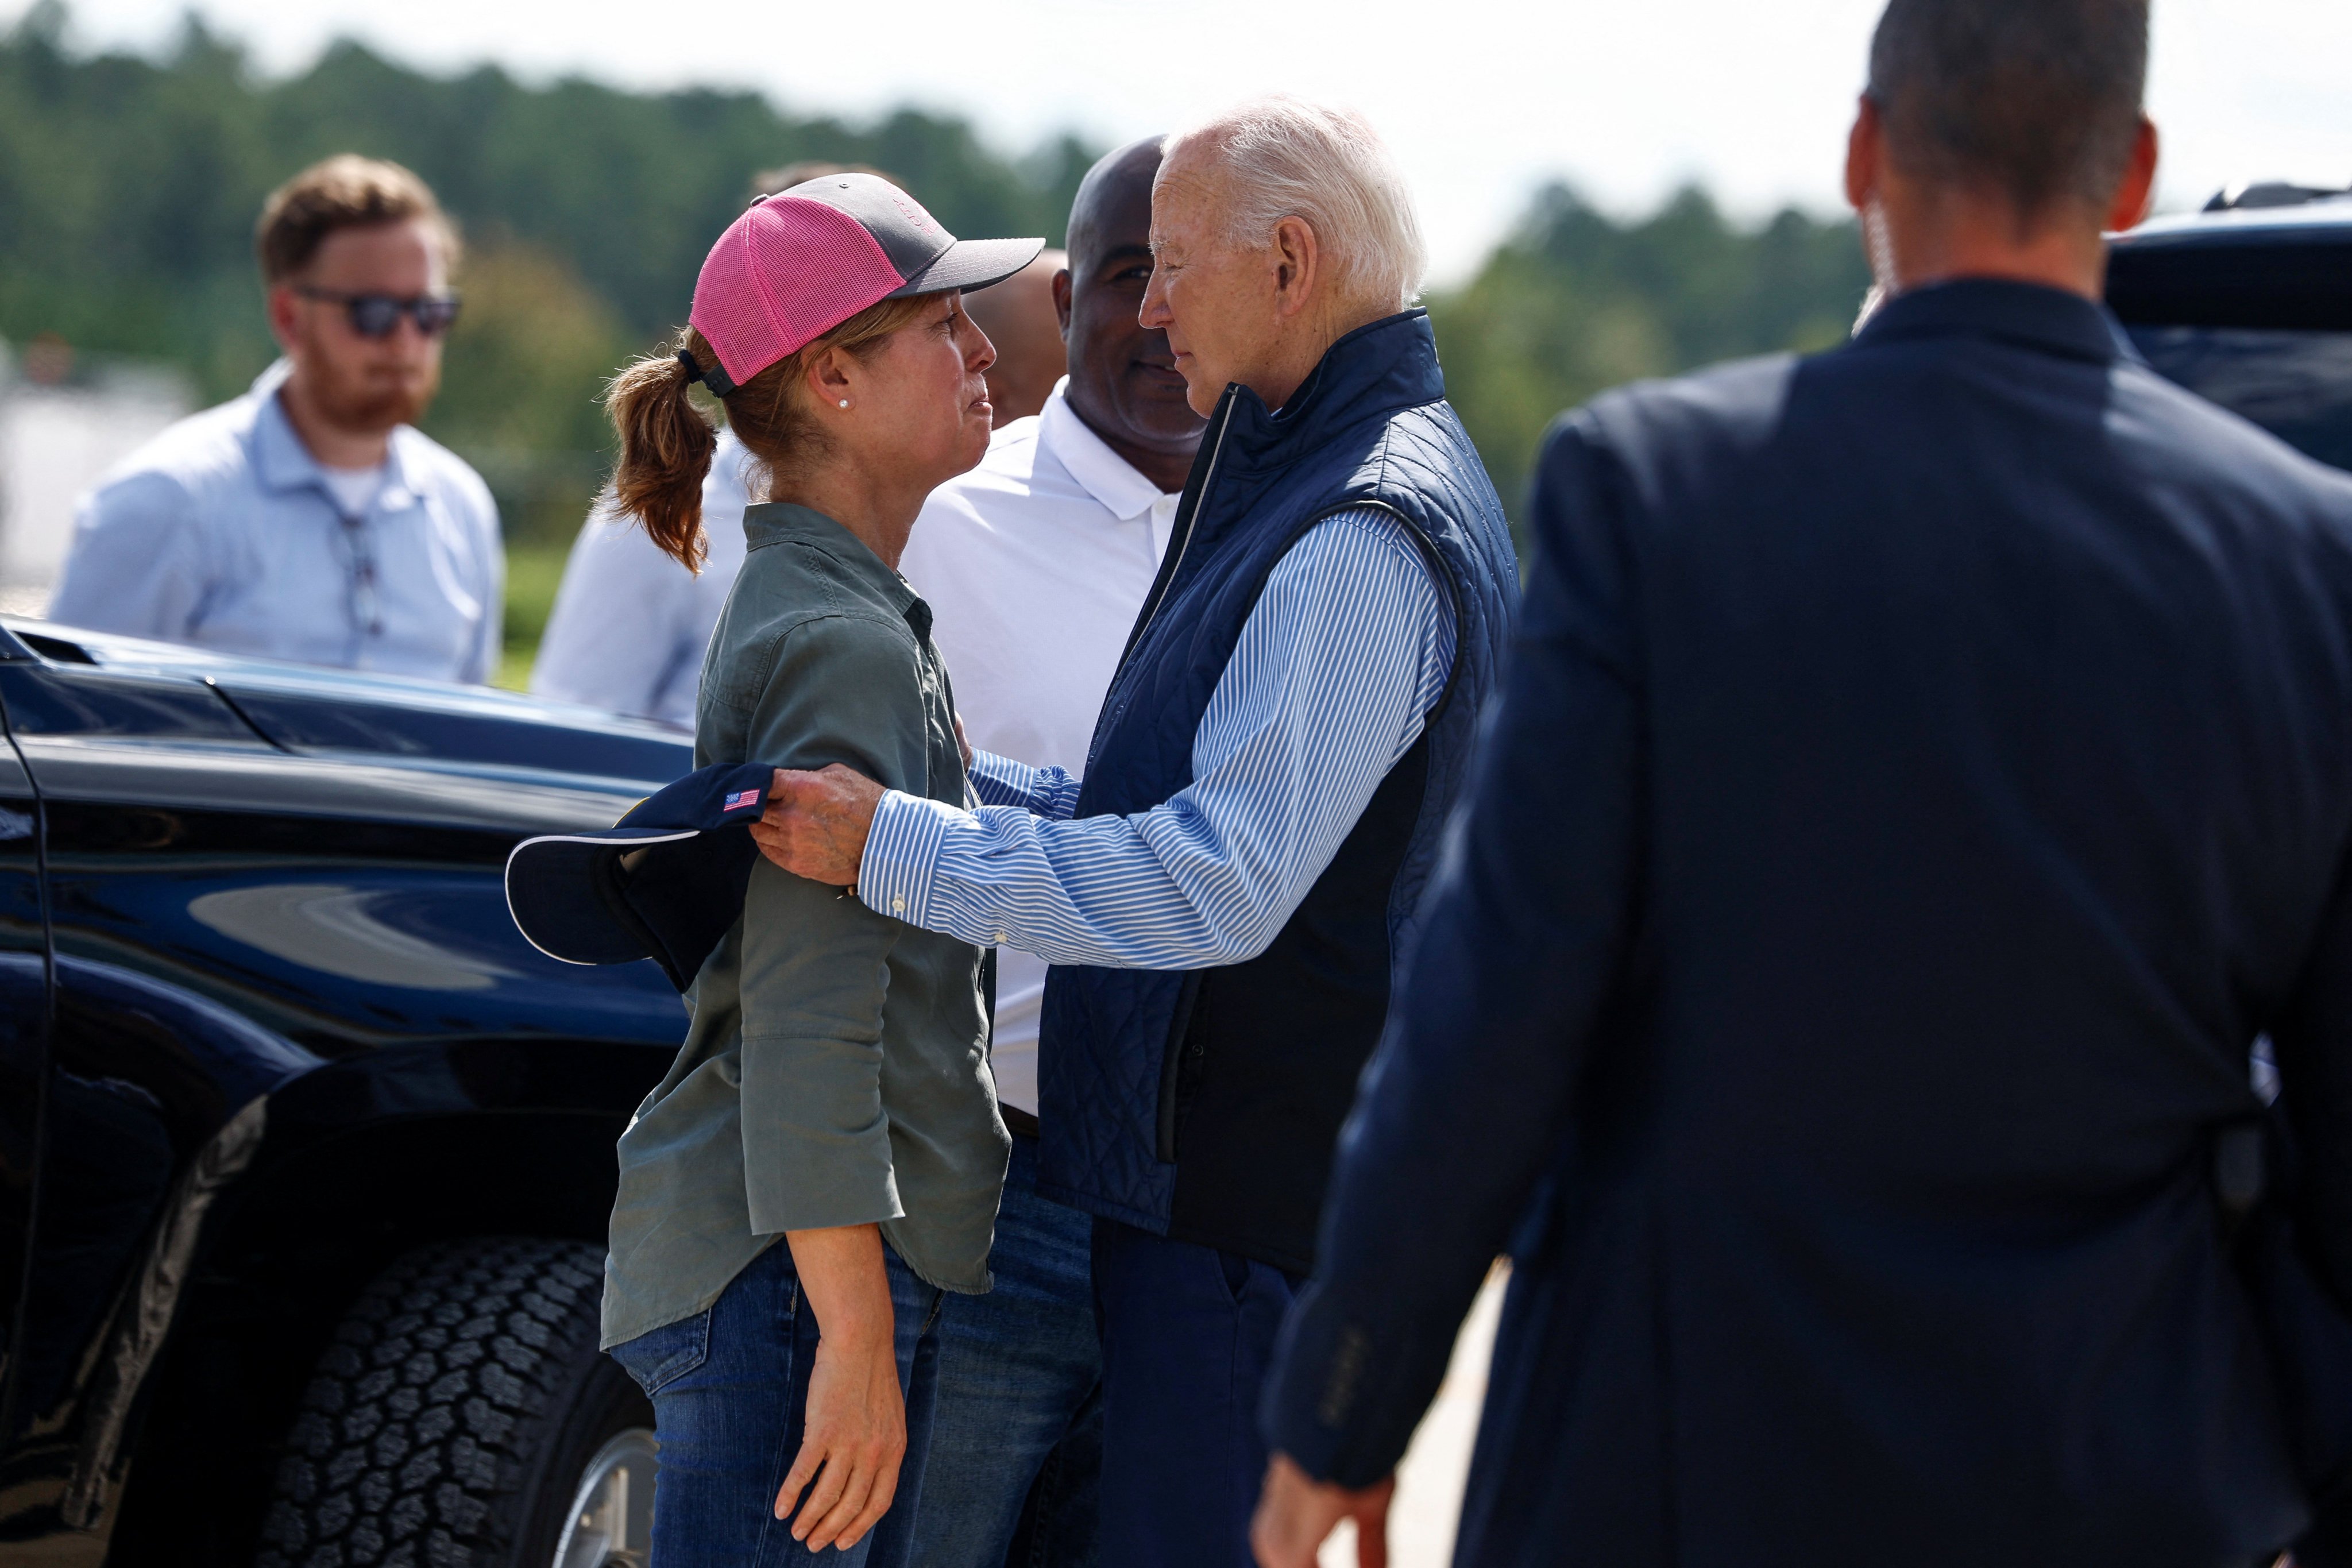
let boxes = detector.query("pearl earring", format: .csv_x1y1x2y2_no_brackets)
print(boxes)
838,399,850,409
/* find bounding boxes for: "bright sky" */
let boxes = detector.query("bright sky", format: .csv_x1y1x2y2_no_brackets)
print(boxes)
24,0,2352,284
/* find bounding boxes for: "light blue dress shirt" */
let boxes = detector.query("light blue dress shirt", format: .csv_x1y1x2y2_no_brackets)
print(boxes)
48,360,504,683
857,507,1457,969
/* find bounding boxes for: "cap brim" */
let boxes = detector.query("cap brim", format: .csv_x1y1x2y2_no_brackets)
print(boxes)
505,828,699,965
890,237,1048,298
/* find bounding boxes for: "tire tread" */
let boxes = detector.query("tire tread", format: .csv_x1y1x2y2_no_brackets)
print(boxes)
254,1237,605,1568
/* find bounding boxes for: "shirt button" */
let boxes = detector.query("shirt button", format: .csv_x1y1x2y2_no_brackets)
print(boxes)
891,897,907,914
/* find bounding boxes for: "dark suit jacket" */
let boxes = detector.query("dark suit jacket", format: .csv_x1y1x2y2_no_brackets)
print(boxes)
1263,280,2352,1567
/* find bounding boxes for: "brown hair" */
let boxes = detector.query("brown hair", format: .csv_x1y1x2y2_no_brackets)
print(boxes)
605,292,941,571
256,155,460,283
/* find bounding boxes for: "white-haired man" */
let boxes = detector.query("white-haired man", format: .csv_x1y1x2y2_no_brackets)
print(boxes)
750,97,1519,1566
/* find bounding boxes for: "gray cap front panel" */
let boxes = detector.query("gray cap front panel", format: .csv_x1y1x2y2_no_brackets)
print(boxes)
778,172,955,281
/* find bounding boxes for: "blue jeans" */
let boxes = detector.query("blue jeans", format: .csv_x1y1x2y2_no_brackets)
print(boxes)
1091,1216,1298,1568
907,1132,1102,1567
608,1238,946,1567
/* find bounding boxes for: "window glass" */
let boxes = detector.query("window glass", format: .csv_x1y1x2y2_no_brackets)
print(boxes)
2128,326,2352,474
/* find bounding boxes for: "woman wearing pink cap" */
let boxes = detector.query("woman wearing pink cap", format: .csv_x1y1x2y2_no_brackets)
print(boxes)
594,174,1040,1565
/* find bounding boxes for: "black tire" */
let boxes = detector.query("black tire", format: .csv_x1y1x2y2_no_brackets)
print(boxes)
255,1237,656,1568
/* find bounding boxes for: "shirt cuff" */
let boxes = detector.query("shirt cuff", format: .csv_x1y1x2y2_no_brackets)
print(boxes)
969,748,1046,809
859,789,964,926
741,1038,905,1237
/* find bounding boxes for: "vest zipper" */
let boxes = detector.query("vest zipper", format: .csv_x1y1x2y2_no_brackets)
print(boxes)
1081,387,1239,781
1122,387,1237,669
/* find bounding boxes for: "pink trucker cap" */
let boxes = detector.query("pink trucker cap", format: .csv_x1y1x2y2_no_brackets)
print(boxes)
687,172,1044,396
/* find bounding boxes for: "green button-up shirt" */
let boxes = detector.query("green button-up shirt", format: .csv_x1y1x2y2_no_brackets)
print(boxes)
602,503,1007,1349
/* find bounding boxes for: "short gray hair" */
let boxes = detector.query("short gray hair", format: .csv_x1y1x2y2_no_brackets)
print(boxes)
1165,95,1427,315
1868,0,2149,216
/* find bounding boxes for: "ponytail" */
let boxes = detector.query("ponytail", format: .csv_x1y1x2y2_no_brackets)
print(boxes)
608,292,947,570
605,329,721,571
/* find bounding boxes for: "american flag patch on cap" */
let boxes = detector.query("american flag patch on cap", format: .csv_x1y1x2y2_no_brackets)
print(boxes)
724,789,762,812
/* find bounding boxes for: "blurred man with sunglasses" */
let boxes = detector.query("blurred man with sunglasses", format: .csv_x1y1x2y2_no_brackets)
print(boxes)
49,155,503,684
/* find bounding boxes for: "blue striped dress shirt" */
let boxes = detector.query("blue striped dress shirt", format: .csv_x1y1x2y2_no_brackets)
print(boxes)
857,506,1457,968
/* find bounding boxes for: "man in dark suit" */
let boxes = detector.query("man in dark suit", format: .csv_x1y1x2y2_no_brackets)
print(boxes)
1254,2,2352,1565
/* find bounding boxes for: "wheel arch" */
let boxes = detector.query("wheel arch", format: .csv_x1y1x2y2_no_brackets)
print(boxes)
105,1037,663,1567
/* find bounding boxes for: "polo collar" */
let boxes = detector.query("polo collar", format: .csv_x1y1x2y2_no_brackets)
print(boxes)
1038,383,1171,518
741,501,932,636
1853,277,2142,366
247,358,425,509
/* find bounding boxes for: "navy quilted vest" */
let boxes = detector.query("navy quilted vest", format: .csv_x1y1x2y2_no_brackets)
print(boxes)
1034,310,1519,1269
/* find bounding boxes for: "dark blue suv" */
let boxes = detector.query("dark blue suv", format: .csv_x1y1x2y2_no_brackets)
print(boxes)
0,626,692,1568
2107,183,2352,473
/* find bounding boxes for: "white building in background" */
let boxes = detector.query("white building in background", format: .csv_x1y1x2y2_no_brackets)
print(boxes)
0,340,191,619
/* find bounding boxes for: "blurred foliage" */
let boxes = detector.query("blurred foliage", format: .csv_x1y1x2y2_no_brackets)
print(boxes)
498,540,570,690
424,241,633,542
1,0,1875,587
0,1,1094,540
1430,183,1871,540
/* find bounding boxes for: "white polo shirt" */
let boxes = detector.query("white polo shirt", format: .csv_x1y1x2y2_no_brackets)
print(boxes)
899,383,1177,1116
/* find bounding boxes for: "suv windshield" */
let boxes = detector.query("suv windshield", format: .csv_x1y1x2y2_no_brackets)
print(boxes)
2128,326,2352,474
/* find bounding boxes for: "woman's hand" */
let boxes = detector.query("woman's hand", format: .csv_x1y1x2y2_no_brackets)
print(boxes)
776,1225,904,1551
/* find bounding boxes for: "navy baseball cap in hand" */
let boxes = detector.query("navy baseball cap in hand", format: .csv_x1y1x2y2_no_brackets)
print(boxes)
505,761,774,992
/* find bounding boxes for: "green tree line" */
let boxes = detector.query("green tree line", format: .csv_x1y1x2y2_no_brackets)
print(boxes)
0,1,1092,542
1433,184,1869,516
0,2,1871,669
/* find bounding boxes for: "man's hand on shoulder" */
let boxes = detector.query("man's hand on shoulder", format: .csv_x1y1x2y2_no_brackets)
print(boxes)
752,764,886,889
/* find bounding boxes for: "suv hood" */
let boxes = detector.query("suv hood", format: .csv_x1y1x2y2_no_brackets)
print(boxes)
2,617,694,789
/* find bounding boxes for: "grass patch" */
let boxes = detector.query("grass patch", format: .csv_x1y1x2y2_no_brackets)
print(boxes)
497,540,574,692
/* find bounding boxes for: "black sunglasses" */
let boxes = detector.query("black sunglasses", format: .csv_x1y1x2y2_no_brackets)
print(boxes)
294,286,462,339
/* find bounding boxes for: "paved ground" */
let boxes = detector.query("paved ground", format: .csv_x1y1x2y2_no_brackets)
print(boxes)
1318,1265,1508,1568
